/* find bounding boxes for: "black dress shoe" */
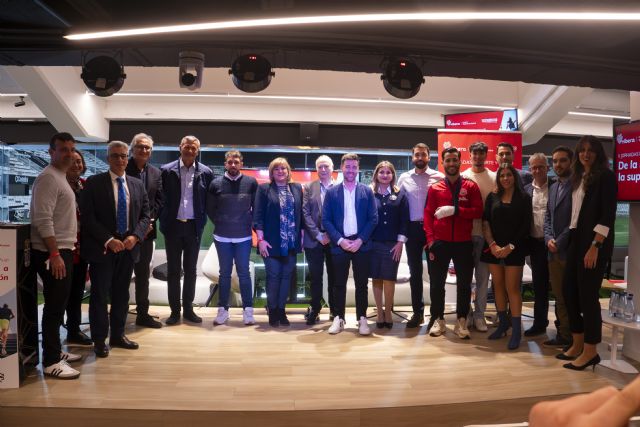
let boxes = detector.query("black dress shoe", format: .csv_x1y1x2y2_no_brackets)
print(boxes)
543,336,572,348
406,313,423,328
165,312,180,325
110,335,139,350
67,330,93,346
524,325,547,337
279,309,290,327
136,315,162,329
268,311,280,327
306,310,319,326
563,354,601,371
385,322,393,329
556,352,579,361
183,310,202,324
376,321,385,329
94,341,109,358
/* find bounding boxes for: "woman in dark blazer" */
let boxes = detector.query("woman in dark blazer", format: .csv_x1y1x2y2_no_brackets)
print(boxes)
369,161,409,329
253,157,303,327
557,136,616,371
482,163,532,350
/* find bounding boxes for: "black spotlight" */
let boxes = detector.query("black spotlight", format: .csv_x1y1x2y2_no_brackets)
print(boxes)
81,55,126,97
381,58,425,99
229,54,275,93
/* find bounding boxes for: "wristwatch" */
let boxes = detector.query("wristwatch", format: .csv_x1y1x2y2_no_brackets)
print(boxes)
591,240,603,249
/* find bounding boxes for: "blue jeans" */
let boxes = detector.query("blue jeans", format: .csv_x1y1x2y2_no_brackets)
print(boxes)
263,253,296,310
215,239,253,309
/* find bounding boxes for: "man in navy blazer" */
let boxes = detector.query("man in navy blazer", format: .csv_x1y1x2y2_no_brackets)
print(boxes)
322,153,378,336
80,141,150,358
542,146,574,348
159,135,214,325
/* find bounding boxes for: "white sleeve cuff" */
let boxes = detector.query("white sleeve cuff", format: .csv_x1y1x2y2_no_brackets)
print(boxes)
316,232,325,241
593,224,610,238
397,234,408,243
104,237,114,248
337,238,344,246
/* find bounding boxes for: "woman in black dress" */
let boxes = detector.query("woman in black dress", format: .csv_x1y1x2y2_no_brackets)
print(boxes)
482,164,532,350
369,161,409,329
557,136,616,371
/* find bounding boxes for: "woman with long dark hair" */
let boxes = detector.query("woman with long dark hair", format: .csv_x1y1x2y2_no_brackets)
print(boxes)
557,136,616,371
481,163,532,350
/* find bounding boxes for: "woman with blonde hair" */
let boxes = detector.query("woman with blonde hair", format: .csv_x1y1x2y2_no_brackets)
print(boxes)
253,158,303,327
369,161,409,328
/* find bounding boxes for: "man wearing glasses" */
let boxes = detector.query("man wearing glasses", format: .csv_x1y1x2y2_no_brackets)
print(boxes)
125,133,163,329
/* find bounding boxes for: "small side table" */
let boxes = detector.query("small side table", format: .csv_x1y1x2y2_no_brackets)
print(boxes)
600,309,640,374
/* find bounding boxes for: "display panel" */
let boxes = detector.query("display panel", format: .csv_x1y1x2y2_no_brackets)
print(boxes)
444,109,518,131
614,121,640,202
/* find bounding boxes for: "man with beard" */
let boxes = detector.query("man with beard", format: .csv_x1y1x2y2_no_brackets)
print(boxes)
206,150,258,326
397,143,444,328
461,142,496,332
302,155,336,324
495,142,533,188
322,153,378,336
424,147,483,339
542,146,574,348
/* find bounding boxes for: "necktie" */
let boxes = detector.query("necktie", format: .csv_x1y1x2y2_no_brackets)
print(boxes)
116,176,127,235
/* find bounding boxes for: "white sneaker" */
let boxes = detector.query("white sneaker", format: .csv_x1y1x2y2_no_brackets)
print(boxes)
358,316,371,336
214,307,229,325
328,316,345,334
43,360,80,379
243,307,255,325
454,317,471,340
60,351,82,363
474,316,488,332
429,319,446,337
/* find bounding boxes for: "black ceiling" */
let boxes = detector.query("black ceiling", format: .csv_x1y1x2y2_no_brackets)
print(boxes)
2,0,640,90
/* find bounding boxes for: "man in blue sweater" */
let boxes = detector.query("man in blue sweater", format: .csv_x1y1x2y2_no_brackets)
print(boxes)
207,150,258,326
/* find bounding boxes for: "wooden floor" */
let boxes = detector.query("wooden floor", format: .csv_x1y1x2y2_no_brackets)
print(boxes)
1,304,637,427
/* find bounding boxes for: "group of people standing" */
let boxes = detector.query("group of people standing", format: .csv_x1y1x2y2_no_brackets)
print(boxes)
29,131,616,380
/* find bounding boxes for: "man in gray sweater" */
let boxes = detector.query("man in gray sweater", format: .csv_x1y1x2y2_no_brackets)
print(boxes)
206,150,258,326
30,132,83,379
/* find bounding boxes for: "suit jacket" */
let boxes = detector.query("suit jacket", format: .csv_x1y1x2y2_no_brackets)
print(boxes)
80,172,151,264
125,160,163,240
158,159,214,241
322,183,378,254
543,178,572,261
302,180,330,249
574,168,617,260
253,182,304,255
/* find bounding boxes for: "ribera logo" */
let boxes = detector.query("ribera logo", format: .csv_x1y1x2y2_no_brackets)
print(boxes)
617,133,636,145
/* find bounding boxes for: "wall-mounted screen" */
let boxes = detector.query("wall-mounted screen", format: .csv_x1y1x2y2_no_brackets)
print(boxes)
614,121,640,202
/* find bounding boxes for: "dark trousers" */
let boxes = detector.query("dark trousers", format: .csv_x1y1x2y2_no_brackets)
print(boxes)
332,248,370,319
563,230,606,344
165,220,199,313
134,238,154,316
304,244,335,313
405,221,427,315
89,251,134,342
428,240,474,319
33,249,73,367
529,237,550,328
66,257,88,333
264,253,297,310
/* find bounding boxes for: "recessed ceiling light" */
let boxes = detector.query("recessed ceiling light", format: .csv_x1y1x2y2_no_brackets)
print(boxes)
65,12,640,40
568,111,630,120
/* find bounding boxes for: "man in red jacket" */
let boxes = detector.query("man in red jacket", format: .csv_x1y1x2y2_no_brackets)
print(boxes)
424,147,483,339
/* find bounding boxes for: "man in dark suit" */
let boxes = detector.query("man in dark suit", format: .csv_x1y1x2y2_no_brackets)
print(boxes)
322,153,378,336
125,133,163,329
159,135,214,325
524,153,555,338
496,142,533,187
80,141,150,358
302,155,336,325
542,146,574,348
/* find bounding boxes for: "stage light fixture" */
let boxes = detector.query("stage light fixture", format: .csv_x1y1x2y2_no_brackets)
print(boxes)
179,51,204,90
14,96,26,107
381,58,425,99
229,54,275,93
81,55,126,97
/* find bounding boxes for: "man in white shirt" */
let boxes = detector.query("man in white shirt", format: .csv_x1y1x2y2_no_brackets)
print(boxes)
322,153,378,335
461,142,496,332
397,143,444,328
524,153,554,337
31,132,82,379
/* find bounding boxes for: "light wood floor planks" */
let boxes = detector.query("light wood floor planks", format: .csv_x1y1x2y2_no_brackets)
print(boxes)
0,304,637,426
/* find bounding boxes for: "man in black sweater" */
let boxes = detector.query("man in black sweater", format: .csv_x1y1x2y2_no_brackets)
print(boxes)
206,150,258,326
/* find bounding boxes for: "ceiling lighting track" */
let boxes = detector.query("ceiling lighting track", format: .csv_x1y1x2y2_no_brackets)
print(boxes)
568,111,630,120
65,12,640,40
